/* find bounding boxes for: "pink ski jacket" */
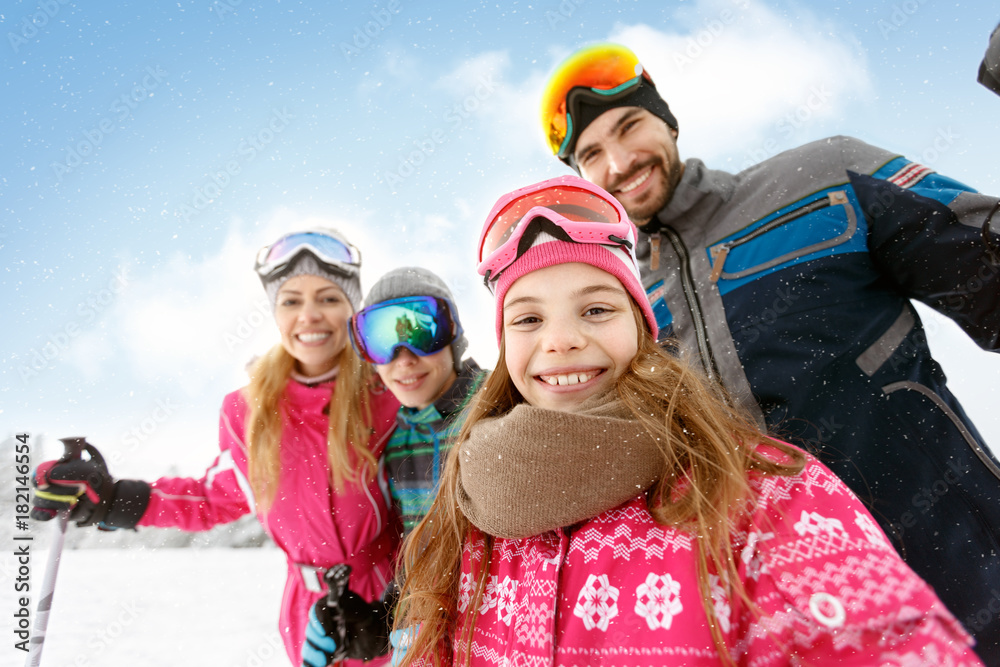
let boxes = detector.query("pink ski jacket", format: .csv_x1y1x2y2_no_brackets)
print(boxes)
449,446,981,666
138,377,401,665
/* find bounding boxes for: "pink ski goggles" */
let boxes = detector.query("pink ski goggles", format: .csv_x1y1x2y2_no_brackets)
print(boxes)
477,175,636,291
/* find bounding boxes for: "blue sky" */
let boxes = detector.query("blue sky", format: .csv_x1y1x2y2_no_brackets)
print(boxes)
2,0,999,475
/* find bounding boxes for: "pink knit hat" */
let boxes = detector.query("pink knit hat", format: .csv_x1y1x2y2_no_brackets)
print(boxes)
491,231,658,345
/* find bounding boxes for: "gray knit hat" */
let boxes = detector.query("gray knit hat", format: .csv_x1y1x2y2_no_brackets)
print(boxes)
259,227,363,311
363,266,468,371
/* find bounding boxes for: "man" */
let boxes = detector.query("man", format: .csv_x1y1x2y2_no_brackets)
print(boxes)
540,43,1000,662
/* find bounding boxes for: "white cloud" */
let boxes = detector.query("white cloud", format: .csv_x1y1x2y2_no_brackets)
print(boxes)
611,1,872,163
61,214,345,395
49,208,500,478
482,0,873,170
433,50,510,97
61,209,501,402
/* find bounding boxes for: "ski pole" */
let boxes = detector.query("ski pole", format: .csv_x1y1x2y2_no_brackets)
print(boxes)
25,436,88,667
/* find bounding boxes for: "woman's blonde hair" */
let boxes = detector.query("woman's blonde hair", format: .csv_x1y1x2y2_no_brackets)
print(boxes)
395,299,805,666
243,339,376,511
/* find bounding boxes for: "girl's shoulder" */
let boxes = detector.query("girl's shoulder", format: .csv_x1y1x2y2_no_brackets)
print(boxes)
747,438,856,507
740,439,902,571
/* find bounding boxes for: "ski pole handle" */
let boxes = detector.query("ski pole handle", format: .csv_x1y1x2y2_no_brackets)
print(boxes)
25,436,89,667
57,436,104,467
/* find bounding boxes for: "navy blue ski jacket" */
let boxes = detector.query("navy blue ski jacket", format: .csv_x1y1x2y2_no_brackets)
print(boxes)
640,135,1000,663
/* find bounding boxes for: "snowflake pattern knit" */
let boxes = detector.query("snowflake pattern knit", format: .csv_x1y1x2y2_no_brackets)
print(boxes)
448,449,980,666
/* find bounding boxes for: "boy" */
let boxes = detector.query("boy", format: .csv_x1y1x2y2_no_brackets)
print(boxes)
301,267,482,667
357,267,483,534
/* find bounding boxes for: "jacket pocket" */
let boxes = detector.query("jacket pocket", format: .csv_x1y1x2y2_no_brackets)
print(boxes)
709,190,857,283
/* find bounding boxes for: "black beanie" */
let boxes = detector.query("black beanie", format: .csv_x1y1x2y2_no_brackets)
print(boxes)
563,78,678,172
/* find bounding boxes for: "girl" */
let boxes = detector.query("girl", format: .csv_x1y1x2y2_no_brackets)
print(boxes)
32,227,401,666
392,177,981,665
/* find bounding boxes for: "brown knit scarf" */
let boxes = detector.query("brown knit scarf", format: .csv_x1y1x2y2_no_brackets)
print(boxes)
455,393,665,539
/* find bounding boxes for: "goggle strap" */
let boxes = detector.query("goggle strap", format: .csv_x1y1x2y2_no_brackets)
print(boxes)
607,234,632,250
483,222,633,291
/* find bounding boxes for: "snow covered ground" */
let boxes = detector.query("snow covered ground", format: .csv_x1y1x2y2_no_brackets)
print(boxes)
2,547,288,667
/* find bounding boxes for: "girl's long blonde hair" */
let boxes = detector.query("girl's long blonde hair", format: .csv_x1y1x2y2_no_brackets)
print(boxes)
395,301,805,666
243,340,376,511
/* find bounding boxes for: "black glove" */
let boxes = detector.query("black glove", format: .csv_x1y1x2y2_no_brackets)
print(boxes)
978,21,1000,96
301,565,393,666
32,442,150,529
347,579,396,661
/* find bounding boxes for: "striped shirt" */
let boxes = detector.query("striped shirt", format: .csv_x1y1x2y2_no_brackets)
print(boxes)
385,359,483,534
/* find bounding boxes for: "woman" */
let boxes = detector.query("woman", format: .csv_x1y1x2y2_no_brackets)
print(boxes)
32,227,401,665
302,267,486,667
391,177,980,666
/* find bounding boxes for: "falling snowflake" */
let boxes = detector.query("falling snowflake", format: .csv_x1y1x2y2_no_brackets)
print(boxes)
574,573,620,631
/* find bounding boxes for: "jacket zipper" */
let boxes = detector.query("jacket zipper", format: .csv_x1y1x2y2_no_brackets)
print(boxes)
709,194,840,283
661,226,719,383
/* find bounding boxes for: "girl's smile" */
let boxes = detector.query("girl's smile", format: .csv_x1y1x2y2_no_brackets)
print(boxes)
502,262,639,412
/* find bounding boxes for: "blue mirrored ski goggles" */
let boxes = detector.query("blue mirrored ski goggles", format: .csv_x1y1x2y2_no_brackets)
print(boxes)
350,296,460,365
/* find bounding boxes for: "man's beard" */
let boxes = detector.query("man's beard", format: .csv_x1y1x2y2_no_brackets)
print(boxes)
610,155,681,228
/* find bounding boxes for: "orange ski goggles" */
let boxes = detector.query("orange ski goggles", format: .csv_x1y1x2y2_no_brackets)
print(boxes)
540,43,654,159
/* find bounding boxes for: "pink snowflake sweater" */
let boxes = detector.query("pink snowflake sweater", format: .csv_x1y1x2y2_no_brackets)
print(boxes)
450,447,981,666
